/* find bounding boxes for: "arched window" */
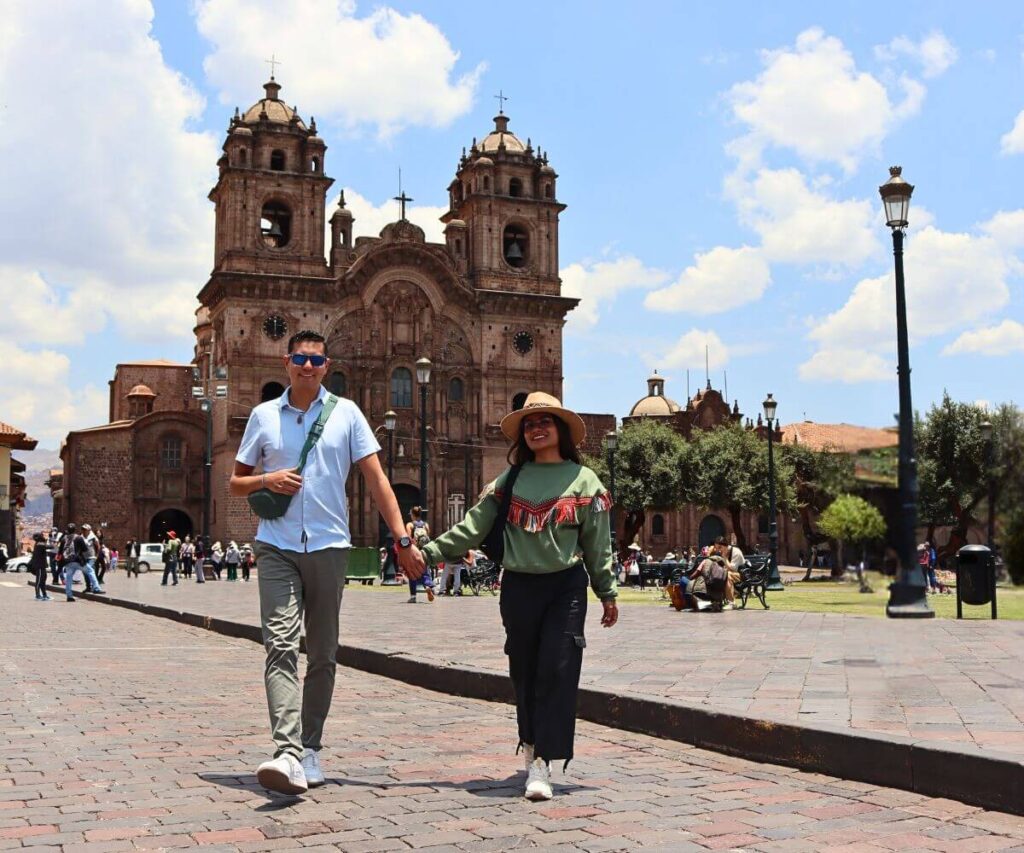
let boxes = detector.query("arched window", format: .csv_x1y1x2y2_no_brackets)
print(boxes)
652,514,665,536
449,377,464,402
328,372,346,397
511,392,527,411
238,149,248,167
270,149,286,171
390,368,413,408
508,177,523,198
483,175,490,191
544,183,552,199
161,436,182,470
260,201,292,248
503,224,529,268
310,157,320,173
261,381,285,402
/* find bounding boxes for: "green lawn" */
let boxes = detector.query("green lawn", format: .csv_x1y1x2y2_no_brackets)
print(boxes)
608,573,1024,620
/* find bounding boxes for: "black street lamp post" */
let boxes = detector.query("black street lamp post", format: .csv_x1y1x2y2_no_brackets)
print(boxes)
604,430,618,558
382,409,398,584
416,358,431,518
879,166,933,618
980,420,995,551
193,378,227,551
763,394,785,591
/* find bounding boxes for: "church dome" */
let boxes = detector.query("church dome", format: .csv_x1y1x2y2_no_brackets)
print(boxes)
230,124,252,137
241,78,307,129
127,384,156,398
475,156,494,167
629,394,680,417
480,113,526,153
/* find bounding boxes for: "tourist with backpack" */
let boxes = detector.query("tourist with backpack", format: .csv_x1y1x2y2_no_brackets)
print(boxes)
405,506,435,603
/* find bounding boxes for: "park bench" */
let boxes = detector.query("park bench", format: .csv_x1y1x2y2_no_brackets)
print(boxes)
346,547,379,585
734,554,771,609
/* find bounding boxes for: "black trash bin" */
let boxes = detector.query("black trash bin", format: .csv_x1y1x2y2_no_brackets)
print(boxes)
956,544,996,619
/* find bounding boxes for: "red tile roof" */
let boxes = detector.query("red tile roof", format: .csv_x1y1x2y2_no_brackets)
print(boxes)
0,421,37,450
780,421,898,453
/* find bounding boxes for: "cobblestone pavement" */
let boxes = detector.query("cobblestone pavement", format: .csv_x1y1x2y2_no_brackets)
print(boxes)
3,583,1024,851
88,572,1024,758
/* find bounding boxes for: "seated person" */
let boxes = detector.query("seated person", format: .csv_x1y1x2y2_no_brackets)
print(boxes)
687,553,730,612
714,538,744,605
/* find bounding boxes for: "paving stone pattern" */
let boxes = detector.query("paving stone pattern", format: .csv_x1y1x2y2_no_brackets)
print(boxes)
3,582,1024,851
97,574,1024,757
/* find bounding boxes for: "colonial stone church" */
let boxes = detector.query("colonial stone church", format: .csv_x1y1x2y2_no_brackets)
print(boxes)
58,77,577,548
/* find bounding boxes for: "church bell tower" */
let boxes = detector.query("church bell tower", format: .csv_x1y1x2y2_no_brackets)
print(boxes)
208,77,334,278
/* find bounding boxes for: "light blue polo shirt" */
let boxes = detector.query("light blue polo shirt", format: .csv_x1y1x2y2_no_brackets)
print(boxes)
236,385,381,553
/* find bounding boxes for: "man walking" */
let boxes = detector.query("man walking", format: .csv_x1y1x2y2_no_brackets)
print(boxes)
125,538,140,578
62,523,104,601
161,531,181,586
230,330,425,796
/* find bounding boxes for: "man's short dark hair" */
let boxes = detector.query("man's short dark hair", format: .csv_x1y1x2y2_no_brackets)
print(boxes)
287,330,328,356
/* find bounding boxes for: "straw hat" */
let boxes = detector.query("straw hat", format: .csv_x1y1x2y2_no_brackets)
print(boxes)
500,391,586,446
627,542,642,551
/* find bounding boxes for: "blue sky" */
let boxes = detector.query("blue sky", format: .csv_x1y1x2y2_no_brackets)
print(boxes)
2,1,1022,448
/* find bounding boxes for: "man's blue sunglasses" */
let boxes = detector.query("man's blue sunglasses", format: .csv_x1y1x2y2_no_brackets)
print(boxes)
289,353,327,367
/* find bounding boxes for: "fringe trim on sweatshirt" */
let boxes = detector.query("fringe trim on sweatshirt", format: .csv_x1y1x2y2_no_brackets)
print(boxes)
492,490,612,533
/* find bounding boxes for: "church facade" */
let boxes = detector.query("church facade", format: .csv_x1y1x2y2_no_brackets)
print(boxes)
60,78,577,548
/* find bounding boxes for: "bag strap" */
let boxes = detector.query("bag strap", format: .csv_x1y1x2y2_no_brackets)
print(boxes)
294,393,339,474
494,464,523,540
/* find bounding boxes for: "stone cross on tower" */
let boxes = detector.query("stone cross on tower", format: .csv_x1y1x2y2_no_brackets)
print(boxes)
265,53,281,79
494,89,509,114
393,169,413,221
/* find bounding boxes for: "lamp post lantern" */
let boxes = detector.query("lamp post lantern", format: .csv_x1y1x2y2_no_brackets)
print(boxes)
980,420,996,551
879,166,933,618
604,429,619,558
200,397,213,546
416,358,431,518
763,393,785,591
384,410,397,483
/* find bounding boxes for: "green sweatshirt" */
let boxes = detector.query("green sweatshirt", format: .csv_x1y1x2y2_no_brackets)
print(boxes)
422,460,617,601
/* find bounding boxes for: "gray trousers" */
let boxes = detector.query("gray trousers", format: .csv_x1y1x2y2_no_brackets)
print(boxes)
254,542,348,760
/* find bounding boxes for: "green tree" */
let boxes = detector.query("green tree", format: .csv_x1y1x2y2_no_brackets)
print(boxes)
688,424,793,551
582,419,688,556
817,494,887,591
779,441,855,568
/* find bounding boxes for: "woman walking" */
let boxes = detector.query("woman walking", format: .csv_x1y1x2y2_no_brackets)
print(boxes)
225,541,241,581
180,536,194,579
420,392,618,801
29,533,51,601
405,507,435,603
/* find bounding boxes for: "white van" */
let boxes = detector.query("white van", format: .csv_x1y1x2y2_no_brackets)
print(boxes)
138,542,166,573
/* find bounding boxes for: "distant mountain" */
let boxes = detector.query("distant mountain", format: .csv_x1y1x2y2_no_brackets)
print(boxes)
12,449,61,521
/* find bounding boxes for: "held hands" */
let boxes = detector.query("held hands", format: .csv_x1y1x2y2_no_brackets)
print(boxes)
263,468,303,496
397,542,427,580
601,599,619,628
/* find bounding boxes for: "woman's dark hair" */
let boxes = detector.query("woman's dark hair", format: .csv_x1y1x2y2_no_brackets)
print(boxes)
410,506,422,519
506,414,582,466
33,532,45,543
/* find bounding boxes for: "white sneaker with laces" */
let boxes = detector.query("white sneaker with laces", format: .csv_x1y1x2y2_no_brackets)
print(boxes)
301,748,325,787
256,753,307,795
525,757,553,801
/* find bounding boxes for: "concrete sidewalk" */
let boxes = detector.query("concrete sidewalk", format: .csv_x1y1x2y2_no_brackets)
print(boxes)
49,572,1024,815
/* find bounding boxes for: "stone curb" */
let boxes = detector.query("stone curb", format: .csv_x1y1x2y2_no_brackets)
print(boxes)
61,586,1023,815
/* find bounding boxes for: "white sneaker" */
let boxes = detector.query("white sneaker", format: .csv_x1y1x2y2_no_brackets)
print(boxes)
256,754,307,795
522,743,535,772
301,748,325,787
407,595,417,603
525,757,552,801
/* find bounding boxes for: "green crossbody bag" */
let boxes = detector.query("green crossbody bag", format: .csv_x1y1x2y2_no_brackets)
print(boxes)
247,393,340,520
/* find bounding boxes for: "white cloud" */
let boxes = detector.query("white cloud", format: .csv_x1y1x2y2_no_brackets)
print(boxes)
875,32,958,78
1000,109,1024,155
660,330,730,371
0,0,219,443
981,209,1024,250
644,246,770,315
799,348,891,383
943,320,1024,356
561,255,669,331
802,224,1016,381
196,0,484,139
0,341,108,447
727,168,879,267
728,28,923,172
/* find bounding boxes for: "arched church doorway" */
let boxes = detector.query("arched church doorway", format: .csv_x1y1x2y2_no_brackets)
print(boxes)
698,514,726,549
149,509,194,543
261,381,286,403
378,484,422,547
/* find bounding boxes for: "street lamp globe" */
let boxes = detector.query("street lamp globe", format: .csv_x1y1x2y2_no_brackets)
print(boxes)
762,393,778,423
415,357,432,385
879,166,914,229
604,430,618,451
384,410,397,432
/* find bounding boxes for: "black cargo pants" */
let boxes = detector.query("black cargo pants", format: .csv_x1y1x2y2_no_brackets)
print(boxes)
499,564,588,767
